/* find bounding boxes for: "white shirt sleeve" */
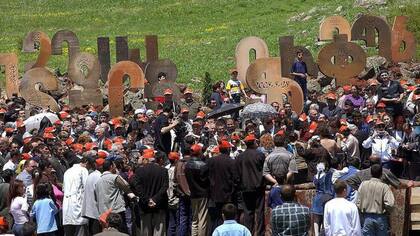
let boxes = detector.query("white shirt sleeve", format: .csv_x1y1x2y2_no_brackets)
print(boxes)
323,202,331,236
351,204,362,236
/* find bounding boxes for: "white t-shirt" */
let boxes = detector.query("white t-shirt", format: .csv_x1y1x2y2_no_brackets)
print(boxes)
2,160,16,171
10,196,29,224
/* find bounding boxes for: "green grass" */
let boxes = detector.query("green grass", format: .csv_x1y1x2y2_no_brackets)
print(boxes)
0,0,420,90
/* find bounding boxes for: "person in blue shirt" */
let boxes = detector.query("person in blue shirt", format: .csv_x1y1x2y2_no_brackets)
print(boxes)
212,203,251,236
291,50,309,101
30,182,58,235
338,157,360,202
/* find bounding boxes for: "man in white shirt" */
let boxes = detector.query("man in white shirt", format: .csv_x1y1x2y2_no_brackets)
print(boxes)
2,151,19,171
362,119,399,169
63,157,89,236
324,180,361,236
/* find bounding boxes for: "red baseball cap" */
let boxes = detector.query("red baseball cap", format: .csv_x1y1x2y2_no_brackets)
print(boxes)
191,144,202,155
219,140,233,149
96,158,105,167
98,150,109,159
244,134,256,142
168,152,180,161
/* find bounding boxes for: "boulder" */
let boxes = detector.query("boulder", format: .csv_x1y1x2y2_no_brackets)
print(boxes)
366,56,387,69
354,0,387,8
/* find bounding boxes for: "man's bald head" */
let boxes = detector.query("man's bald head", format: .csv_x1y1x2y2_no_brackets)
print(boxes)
281,184,296,202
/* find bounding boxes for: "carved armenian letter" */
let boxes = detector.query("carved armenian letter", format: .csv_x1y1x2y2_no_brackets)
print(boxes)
19,67,59,112
68,52,103,107
319,15,351,41
351,15,392,61
22,31,52,71
108,61,145,117
246,57,304,113
0,53,20,97
391,16,416,62
235,36,269,86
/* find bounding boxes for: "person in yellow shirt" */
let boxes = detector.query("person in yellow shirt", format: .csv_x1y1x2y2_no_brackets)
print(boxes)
226,69,248,104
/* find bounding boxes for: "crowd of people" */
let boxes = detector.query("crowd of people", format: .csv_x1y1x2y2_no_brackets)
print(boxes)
0,64,419,236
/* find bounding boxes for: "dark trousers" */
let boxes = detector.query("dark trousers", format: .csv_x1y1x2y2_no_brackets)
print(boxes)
118,211,129,234
294,77,307,101
63,224,88,236
87,217,102,235
231,93,241,104
167,208,178,236
242,190,265,236
38,232,57,236
178,196,192,236
207,202,225,235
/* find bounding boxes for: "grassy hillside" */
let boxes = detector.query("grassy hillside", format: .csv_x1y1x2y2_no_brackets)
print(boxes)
0,0,419,90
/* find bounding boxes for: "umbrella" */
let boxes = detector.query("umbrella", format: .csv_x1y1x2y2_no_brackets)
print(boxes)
206,103,244,119
24,113,59,132
242,102,278,119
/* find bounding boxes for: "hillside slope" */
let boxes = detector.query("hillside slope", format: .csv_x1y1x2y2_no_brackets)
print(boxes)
0,0,419,88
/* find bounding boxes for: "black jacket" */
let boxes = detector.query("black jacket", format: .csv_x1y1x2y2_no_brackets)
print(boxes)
133,163,169,212
207,153,239,203
184,157,209,198
236,148,265,192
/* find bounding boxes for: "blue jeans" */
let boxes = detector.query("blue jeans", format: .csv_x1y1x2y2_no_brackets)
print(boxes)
167,208,178,236
362,213,389,236
177,196,192,236
12,223,25,236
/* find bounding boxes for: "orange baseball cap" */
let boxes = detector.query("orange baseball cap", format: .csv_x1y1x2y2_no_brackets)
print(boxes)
309,122,318,133
72,143,83,151
276,129,285,136
65,137,74,145
143,151,155,159
219,140,233,149
0,216,7,227
98,150,109,159
59,111,70,119
43,132,55,139
339,125,349,133
44,127,56,133
22,153,32,160
326,93,337,100
244,134,256,142
168,152,180,161
191,144,202,155
96,158,105,167
343,85,351,92
196,111,206,119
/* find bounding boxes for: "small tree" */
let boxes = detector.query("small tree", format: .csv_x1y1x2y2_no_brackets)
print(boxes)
202,72,212,105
